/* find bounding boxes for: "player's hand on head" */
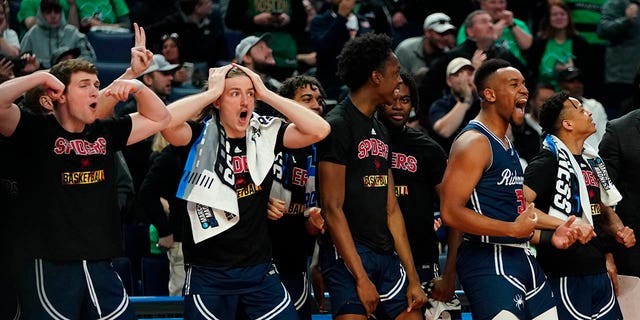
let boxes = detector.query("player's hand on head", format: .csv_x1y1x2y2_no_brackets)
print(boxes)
233,63,268,99
207,65,233,99
512,203,537,238
42,72,65,100
130,22,153,76
105,79,143,101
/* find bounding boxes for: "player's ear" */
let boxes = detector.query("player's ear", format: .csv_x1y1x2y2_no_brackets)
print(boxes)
482,87,496,102
371,70,381,85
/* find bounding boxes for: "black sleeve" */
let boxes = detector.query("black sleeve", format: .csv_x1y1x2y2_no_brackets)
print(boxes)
317,115,350,165
100,115,133,152
524,150,558,205
599,120,622,185
423,137,448,188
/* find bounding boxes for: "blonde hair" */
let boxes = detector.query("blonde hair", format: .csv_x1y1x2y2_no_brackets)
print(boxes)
151,133,169,153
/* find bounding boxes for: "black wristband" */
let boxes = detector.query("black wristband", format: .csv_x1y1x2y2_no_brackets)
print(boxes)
539,229,553,246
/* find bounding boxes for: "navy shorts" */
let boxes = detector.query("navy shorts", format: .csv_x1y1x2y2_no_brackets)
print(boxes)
319,242,409,318
279,271,311,320
547,273,622,320
18,258,134,320
183,262,298,319
457,241,557,320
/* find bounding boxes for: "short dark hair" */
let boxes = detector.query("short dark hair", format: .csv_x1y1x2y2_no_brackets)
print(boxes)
399,70,419,109
40,0,62,13
473,59,511,95
179,0,198,15
49,58,98,88
278,75,326,100
464,10,489,34
337,33,393,91
539,91,570,135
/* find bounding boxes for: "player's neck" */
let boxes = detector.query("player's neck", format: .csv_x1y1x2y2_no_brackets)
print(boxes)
557,132,585,155
53,107,87,133
476,112,508,143
349,90,379,118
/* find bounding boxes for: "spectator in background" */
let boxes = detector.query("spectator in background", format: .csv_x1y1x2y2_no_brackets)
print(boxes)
235,33,283,118
600,97,640,278
0,1,19,57
557,67,608,148
49,46,79,66
145,0,226,69
309,0,374,101
17,0,78,32
20,0,96,69
429,57,480,154
564,0,607,105
394,12,456,83
75,0,130,32
160,33,203,88
512,82,555,163
527,0,592,90
457,0,532,65
419,10,527,124
117,54,179,192
598,0,640,117
226,0,307,80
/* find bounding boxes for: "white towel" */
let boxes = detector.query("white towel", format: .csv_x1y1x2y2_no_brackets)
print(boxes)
177,113,283,243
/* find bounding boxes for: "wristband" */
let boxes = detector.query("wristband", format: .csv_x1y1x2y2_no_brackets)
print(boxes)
539,229,553,246
132,79,143,94
508,23,515,29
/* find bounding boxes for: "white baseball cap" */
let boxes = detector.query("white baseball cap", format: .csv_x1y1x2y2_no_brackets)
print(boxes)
235,33,272,63
141,54,180,76
446,57,474,76
424,13,456,34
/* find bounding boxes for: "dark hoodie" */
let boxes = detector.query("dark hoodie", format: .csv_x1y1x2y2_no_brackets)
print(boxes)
19,7,96,68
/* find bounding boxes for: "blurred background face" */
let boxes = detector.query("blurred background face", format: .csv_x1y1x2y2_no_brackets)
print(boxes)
161,37,180,63
147,71,174,97
247,41,275,72
549,5,569,30
529,87,554,118
447,68,474,95
480,0,507,19
195,0,213,17
43,7,62,26
427,30,456,50
468,13,496,42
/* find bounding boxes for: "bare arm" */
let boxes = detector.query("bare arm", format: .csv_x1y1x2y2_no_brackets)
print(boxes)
161,65,234,146
66,0,79,28
96,23,153,118
234,64,330,148
319,161,379,317
0,71,64,137
601,204,636,248
440,131,537,237
386,170,427,311
432,100,473,138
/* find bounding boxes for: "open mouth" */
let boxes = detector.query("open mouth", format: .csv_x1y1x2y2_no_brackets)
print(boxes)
515,98,527,112
89,102,97,109
239,111,248,120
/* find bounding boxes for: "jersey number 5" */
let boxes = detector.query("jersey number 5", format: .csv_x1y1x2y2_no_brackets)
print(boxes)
515,189,525,214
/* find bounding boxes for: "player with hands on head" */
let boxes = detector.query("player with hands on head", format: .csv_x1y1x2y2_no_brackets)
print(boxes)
160,62,329,319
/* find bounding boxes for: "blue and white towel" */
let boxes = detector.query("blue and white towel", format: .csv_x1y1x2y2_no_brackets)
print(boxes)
176,113,283,243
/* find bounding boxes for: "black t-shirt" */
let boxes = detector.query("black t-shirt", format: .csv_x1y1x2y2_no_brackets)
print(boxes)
182,120,288,267
317,97,394,254
269,146,317,273
8,109,131,261
389,126,447,266
524,150,608,276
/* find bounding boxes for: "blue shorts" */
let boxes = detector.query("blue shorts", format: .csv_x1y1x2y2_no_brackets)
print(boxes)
457,241,557,320
547,273,622,320
183,262,298,319
279,271,311,320
319,242,409,318
18,258,134,320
